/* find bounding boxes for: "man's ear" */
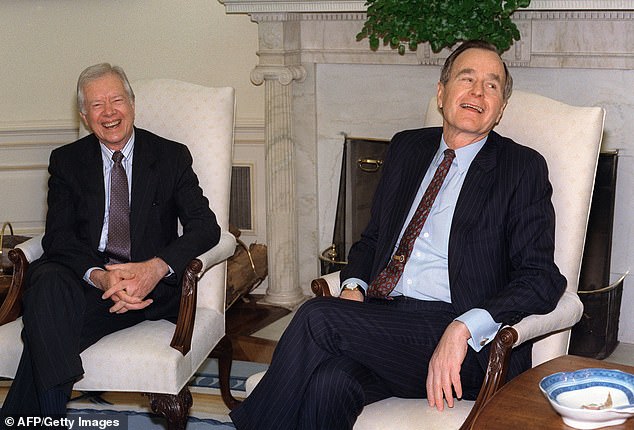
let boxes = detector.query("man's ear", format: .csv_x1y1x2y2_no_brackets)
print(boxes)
79,112,91,131
495,101,508,125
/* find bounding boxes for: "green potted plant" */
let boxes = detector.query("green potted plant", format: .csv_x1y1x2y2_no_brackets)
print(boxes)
357,0,531,54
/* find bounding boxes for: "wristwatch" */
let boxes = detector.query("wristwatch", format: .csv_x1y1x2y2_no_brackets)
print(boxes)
340,283,364,296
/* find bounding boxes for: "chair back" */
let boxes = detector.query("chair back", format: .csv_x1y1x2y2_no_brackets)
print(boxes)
81,79,235,312
424,90,605,365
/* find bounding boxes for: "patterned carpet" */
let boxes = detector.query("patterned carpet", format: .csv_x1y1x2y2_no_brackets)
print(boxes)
1,359,268,429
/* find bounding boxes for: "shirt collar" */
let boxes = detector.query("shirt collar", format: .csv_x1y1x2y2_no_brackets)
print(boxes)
438,135,488,174
100,130,135,162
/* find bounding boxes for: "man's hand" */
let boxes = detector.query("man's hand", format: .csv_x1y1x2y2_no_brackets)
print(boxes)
426,320,471,411
339,288,364,302
91,257,169,313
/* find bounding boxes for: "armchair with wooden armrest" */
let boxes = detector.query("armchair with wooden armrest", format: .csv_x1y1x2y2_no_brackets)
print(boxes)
0,80,240,429
246,90,605,430
310,271,586,429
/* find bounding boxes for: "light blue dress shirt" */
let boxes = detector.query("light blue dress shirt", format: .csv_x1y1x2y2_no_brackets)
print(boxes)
343,136,501,352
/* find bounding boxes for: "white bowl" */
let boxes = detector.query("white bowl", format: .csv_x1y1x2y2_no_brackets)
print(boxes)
540,368,634,429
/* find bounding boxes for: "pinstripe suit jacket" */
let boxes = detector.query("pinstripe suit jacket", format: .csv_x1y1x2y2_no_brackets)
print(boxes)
342,127,566,327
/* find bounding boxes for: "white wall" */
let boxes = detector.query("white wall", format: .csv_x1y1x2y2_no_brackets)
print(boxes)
0,0,266,240
0,0,263,123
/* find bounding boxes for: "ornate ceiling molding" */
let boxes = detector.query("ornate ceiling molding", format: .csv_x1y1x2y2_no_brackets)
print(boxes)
528,0,634,8
221,0,365,13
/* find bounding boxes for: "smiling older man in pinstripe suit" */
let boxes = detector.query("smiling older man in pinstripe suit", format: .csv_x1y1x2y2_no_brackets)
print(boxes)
230,40,566,430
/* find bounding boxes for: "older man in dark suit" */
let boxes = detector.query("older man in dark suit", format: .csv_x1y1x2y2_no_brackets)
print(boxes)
230,40,566,430
0,63,219,423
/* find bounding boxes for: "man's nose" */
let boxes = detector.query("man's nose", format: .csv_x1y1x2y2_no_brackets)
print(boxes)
470,81,484,96
103,101,116,115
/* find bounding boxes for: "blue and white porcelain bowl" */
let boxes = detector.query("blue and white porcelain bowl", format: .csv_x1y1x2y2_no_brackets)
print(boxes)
540,368,634,429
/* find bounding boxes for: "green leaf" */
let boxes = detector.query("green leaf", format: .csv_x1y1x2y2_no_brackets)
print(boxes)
369,35,380,50
358,0,531,53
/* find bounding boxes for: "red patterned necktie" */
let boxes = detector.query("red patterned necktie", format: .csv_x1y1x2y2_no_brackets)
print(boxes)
367,148,456,298
104,151,131,264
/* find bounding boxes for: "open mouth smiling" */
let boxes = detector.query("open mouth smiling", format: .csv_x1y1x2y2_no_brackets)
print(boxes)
460,103,484,113
102,120,121,129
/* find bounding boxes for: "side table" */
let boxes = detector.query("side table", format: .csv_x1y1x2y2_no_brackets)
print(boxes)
472,355,634,429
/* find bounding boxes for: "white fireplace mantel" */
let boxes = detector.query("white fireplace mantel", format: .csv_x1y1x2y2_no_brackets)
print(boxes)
221,0,634,308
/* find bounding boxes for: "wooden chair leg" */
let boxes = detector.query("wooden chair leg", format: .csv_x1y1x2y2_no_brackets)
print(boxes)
210,335,242,410
146,387,192,430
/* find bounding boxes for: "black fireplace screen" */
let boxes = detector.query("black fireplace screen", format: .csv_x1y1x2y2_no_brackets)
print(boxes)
319,136,389,275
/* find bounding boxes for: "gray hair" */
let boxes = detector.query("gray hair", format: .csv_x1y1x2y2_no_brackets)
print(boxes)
77,63,135,114
439,40,513,102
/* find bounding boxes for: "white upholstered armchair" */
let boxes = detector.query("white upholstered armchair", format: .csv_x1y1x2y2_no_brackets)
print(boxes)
0,80,237,429
253,90,605,430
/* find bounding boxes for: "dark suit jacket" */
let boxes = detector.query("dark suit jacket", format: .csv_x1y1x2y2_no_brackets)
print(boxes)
37,127,220,320
341,127,566,375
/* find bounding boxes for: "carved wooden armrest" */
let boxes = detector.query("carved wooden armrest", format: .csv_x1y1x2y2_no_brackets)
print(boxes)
459,326,518,430
169,231,236,356
170,258,203,355
311,271,341,297
311,277,332,297
0,248,29,325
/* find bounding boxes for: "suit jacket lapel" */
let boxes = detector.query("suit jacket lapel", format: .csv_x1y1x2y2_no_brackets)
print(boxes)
130,129,159,251
448,131,500,284
80,136,107,250
376,132,440,269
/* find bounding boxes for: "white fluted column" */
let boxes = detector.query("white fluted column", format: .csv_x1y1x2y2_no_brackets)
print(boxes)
251,59,308,307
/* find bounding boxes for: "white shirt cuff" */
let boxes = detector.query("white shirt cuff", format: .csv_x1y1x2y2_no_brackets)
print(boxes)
341,277,369,294
455,308,501,352
84,267,102,288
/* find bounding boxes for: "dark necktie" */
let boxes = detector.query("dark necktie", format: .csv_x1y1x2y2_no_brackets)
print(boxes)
105,151,131,264
367,148,456,298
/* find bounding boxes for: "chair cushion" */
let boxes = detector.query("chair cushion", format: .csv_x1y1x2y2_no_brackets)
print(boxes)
355,397,473,430
0,308,224,394
0,319,22,378
245,371,473,430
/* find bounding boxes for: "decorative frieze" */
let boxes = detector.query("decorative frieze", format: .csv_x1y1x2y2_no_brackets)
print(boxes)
223,0,634,13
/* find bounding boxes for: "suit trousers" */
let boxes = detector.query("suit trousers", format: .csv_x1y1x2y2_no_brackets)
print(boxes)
0,260,146,419
230,296,487,430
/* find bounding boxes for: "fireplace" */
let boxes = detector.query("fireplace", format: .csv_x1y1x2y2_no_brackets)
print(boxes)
221,0,634,327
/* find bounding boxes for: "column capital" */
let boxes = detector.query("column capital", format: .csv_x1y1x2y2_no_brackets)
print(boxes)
251,64,307,85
